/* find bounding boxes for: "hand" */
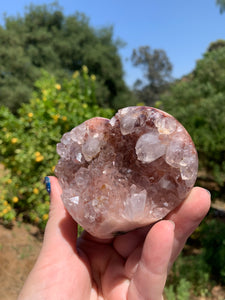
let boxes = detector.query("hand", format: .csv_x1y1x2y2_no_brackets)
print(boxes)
18,177,210,300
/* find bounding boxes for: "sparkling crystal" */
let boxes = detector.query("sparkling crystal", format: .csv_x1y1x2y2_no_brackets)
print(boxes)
135,132,166,163
69,196,80,205
82,137,101,161
120,114,136,135
123,184,147,220
154,115,177,135
55,106,198,239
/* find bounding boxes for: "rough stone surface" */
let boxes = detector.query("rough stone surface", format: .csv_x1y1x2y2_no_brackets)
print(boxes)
55,106,198,238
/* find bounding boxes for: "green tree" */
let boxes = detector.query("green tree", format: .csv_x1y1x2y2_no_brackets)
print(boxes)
0,68,113,228
207,39,225,52
160,44,225,192
131,46,173,106
0,2,135,111
216,0,225,13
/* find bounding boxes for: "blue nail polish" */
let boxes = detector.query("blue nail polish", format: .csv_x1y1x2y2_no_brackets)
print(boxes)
204,188,211,197
44,177,51,194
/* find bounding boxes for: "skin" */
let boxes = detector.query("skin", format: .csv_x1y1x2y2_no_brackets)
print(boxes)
18,177,211,300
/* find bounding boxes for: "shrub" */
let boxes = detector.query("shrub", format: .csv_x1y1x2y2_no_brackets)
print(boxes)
165,252,211,298
165,278,191,300
199,218,225,284
0,68,113,229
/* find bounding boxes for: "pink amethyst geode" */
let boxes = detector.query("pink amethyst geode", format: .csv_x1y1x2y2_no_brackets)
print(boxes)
55,106,198,238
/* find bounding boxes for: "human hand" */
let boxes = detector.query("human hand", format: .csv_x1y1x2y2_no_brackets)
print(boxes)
18,177,210,300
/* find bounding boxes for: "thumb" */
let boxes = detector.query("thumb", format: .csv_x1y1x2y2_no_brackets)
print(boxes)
127,220,174,300
17,177,79,300
42,176,78,255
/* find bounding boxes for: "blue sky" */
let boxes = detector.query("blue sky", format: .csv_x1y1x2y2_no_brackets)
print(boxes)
0,0,225,87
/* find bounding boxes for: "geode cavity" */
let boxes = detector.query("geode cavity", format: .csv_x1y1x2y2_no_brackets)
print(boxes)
55,107,198,238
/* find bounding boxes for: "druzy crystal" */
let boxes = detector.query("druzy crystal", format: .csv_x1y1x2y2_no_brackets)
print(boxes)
55,107,198,238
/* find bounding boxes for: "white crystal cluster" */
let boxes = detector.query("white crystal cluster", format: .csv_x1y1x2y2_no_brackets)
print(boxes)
55,106,198,238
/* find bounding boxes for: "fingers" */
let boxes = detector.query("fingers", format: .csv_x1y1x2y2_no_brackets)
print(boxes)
113,225,152,258
42,176,78,255
127,220,175,300
166,186,211,267
125,187,210,299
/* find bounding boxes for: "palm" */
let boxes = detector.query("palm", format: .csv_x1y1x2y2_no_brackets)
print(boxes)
40,220,174,300
18,177,210,300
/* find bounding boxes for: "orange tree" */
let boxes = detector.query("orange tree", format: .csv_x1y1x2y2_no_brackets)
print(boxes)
0,67,113,229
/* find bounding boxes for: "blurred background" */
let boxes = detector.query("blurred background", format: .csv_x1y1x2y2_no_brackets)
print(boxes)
0,1,225,299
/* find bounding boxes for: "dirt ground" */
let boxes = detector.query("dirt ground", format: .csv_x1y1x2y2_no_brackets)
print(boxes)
0,222,42,300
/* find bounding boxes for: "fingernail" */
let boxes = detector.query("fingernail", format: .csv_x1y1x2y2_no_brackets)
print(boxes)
168,220,175,230
204,188,211,197
44,176,51,194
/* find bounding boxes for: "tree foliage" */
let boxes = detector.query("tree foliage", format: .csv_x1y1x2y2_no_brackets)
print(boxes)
207,39,225,52
216,0,225,13
131,46,173,106
160,44,225,191
0,2,135,111
200,219,225,284
0,69,113,228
